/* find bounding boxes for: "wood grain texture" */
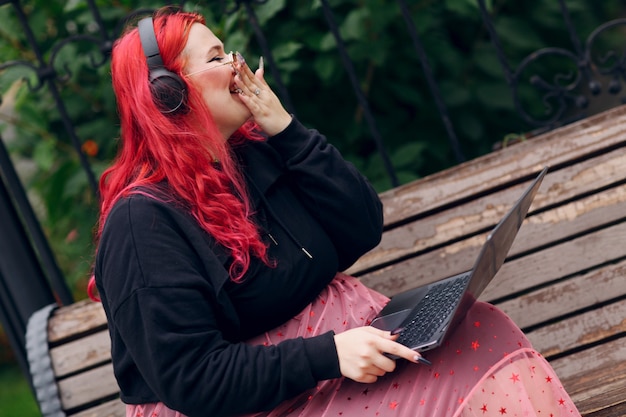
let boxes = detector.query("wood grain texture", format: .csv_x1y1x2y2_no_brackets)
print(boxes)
50,330,111,377
349,148,626,276
57,363,119,410
49,299,107,344
358,212,626,298
524,298,626,357
378,104,626,226
498,261,626,330
555,339,626,416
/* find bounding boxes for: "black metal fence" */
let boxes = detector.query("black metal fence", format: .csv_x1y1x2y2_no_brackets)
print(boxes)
0,0,624,388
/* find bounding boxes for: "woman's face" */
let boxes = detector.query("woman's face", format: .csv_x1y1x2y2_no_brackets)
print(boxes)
183,23,250,139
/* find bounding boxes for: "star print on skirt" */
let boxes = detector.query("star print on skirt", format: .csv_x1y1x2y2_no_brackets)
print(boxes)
127,273,581,417
240,273,581,417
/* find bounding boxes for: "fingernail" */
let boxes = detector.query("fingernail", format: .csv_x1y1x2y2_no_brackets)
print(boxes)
414,355,432,366
390,327,404,336
259,56,264,71
236,51,245,65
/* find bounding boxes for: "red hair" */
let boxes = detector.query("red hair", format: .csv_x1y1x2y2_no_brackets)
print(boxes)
88,8,269,300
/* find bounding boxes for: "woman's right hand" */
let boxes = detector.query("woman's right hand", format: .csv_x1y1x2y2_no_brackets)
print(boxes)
333,326,424,383
233,55,292,137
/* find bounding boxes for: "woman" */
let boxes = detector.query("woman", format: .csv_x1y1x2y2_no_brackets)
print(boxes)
90,7,581,417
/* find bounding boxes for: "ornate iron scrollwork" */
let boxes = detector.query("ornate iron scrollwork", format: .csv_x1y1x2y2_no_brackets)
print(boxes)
586,19,626,97
478,0,626,128
512,18,626,127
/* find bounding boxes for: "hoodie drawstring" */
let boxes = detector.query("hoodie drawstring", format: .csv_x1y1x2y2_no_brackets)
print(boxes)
246,175,313,259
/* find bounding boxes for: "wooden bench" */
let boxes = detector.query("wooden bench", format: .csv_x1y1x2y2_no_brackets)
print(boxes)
27,104,626,417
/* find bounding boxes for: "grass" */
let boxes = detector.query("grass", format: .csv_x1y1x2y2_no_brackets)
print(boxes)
0,364,40,417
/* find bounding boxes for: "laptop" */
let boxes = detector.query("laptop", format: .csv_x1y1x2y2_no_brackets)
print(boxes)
370,166,548,356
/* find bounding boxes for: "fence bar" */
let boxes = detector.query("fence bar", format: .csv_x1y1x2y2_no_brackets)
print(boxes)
9,1,100,197
397,0,465,163
476,0,514,85
0,137,72,305
319,0,398,187
0,135,60,383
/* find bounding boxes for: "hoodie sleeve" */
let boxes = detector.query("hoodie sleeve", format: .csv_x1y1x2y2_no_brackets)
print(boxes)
97,197,341,417
266,117,384,270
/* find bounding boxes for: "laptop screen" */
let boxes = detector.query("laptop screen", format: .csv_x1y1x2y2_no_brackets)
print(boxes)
467,167,547,300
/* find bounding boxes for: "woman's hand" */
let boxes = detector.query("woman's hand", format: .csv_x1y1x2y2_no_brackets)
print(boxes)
333,326,425,383
233,55,292,136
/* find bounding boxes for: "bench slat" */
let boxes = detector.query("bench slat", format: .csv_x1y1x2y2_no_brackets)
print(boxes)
379,105,626,226
524,298,626,358
498,259,626,330
487,221,626,300
552,337,626,389
570,375,626,417
556,340,626,416
50,330,111,377
49,299,108,344
58,363,119,411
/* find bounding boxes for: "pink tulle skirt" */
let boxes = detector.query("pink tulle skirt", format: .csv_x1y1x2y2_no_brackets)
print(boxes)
128,273,581,417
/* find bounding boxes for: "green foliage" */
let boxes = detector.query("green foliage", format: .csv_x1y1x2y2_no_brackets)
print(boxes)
0,0,624,298
0,365,39,417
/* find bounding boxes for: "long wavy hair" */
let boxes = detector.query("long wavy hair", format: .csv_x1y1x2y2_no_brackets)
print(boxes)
88,8,269,300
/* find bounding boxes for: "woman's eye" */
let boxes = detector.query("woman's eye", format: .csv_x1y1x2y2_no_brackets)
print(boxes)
208,56,224,63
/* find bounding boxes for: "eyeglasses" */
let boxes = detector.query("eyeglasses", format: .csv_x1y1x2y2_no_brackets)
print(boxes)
185,51,234,77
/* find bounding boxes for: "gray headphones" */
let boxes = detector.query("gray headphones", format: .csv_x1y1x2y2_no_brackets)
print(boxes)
137,17,186,114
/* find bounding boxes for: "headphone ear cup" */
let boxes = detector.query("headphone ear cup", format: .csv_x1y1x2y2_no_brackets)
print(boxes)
148,67,187,114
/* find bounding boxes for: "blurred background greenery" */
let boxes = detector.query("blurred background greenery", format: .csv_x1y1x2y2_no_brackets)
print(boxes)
0,0,624,415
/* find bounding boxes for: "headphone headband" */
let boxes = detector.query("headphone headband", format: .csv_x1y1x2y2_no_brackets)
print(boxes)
137,16,186,114
138,17,163,68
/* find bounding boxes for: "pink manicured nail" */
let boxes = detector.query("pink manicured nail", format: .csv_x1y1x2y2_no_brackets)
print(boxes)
415,356,432,366
390,327,404,336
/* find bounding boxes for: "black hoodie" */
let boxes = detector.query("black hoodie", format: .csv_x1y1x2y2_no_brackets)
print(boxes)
95,117,384,417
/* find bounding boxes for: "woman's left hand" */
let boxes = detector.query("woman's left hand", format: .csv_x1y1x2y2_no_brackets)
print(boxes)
234,56,292,136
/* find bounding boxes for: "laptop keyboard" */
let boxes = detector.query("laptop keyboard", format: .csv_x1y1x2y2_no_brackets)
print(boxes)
396,272,471,348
